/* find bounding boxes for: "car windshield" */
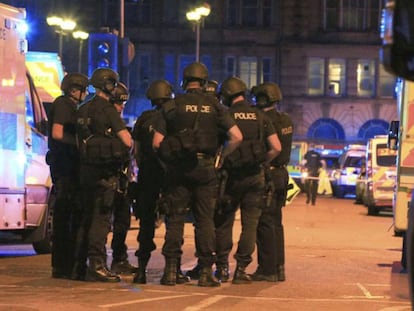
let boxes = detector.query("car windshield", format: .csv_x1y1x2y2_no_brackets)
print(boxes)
344,156,363,168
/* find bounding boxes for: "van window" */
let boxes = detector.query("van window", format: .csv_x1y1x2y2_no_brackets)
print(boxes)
344,156,363,168
376,143,397,166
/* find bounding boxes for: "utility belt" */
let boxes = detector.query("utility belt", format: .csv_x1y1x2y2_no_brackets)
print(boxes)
269,164,287,170
224,139,266,169
79,135,129,165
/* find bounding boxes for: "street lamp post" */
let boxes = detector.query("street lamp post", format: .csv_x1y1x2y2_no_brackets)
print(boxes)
73,31,89,73
186,3,211,62
46,16,76,61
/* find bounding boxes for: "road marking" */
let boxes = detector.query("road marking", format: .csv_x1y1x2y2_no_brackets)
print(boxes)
341,283,387,299
98,294,196,308
184,295,226,311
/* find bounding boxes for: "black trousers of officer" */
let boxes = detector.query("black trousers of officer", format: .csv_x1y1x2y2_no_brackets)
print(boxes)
48,152,81,277
305,172,319,204
256,167,288,275
135,158,164,262
162,157,218,268
74,164,118,269
111,191,131,263
215,167,264,268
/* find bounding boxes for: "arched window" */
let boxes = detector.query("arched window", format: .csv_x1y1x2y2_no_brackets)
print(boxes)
307,118,345,140
357,119,389,140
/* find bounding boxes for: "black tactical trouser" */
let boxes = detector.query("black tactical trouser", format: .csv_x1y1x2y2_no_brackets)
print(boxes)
111,191,131,262
256,167,288,274
305,172,319,204
162,158,218,268
134,159,164,261
215,167,265,268
74,165,118,268
50,174,81,276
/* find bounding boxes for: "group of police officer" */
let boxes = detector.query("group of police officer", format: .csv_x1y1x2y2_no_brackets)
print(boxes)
47,61,294,286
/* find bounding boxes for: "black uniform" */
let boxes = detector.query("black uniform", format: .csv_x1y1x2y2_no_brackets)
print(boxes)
73,95,129,281
256,109,293,280
110,160,131,267
215,100,276,278
304,149,322,205
132,109,164,269
46,95,81,279
155,89,235,277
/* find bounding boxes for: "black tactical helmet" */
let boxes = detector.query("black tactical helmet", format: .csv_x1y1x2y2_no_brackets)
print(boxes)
181,62,208,89
219,77,247,100
205,80,218,95
146,80,174,100
89,68,119,93
60,73,88,93
112,82,129,103
253,82,282,107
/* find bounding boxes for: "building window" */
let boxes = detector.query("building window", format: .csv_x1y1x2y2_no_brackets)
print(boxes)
357,59,375,97
239,57,258,89
378,64,397,98
225,56,237,78
226,0,273,26
308,57,325,96
328,58,346,96
324,0,381,31
261,58,272,82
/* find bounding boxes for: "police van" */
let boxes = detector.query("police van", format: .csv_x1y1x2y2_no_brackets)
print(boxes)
0,3,54,253
331,144,366,198
359,135,397,215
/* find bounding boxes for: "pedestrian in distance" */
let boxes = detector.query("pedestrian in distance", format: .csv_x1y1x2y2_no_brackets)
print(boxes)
46,72,89,279
215,77,281,284
303,148,323,205
152,62,243,287
251,82,293,282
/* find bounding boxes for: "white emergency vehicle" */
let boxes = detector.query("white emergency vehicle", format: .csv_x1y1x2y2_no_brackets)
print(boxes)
392,79,414,234
0,3,52,253
360,135,397,216
331,144,366,198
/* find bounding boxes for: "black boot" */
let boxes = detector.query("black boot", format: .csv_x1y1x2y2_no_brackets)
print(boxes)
70,261,87,281
133,258,149,284
276,264,286,281
232,265,252,284
214,264,230,283
176,257,190,284
198,267,221,287
186,263,201,280
85,259,121,283
111,260,138,275
160,258,177,286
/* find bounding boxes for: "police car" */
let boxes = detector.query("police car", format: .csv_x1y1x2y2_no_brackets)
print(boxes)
331,144,366,198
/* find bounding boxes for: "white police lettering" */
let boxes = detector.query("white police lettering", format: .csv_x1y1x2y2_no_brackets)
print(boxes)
185,104,211,113
234,112,257,120
281,126,293,135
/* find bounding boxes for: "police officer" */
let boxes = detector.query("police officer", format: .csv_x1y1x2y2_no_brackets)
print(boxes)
185,79,221,281
47,72,88,279
215,77,281,284
303,148,322,205
251,82,294,282
109,82,137,275
74,68,132,282
131,79,180,284
152,62,243,287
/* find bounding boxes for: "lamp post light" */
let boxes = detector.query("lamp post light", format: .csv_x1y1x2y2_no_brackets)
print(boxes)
186,3,211,62
73,31,89,73
46,16,76,61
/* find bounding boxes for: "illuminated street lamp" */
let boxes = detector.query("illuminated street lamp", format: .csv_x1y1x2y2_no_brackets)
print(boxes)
73,31,89,73
186,3,211,62
47,16,77,61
